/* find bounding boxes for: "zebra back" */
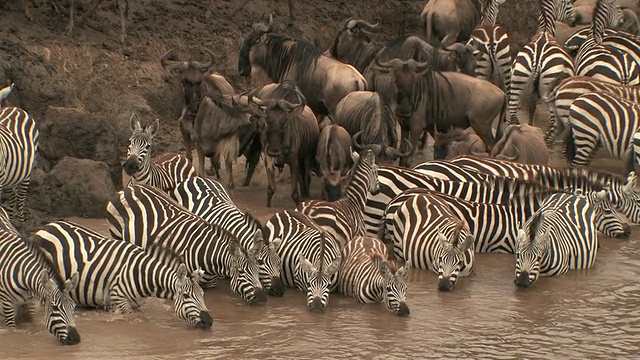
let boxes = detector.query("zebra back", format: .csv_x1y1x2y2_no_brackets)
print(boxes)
337,236,409,316
412,160,491,182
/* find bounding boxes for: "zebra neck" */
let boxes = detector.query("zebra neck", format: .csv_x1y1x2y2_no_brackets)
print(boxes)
342,176,369,211
368,275,386,302
120,258,176,300
482,0,500,25
131,161,163,184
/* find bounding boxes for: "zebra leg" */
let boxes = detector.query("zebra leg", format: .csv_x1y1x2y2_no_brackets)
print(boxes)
14,180,29,222
1,301,17,327
527,93,538,126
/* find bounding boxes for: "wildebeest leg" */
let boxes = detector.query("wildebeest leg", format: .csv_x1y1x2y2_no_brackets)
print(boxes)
289,158,301,206
180,115,193,162
265,156,277,207
117,0,128,44
78,0,104,24
66,0,75,34
287,0,295,27
196,143,207,177
225,155,235,198
300,157,311,200
243,138,261,186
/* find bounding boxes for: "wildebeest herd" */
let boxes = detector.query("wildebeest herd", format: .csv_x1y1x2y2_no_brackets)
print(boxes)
3,0,640,347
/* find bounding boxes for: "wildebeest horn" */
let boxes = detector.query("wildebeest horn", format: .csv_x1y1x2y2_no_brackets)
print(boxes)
346,19,380,32
444,42,467,54
253,13,274,33
160,49,188,71
407,59,430,74
385,138,413,159
373,57,406,71
249,95,277,109
192,47,215,72
496,147,519,161
352,130,382,154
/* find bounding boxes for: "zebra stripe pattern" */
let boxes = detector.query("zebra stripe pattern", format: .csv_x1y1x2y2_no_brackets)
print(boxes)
105,183,267,304
0,229,80,345
122,114,196,193
171,177,284,296
33,220,212,329
507,0,575,124
384,191,475,290
0,107,39,223
515,192,598,287
296,149,379,248
337,236,409,316
265,210,341,310
412,160,490,182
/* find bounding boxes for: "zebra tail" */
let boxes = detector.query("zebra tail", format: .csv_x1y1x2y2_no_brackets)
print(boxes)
623,148,636,176
563,125,576,163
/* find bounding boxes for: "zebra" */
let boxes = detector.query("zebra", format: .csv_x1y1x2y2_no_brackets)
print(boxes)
384,191,475,291
264,209,341,310
412,160,490,182
105,183,267,305
0,205,19,235
0,106,39,223
544,76,640,146
449,155,640,230
296,149,379,249
468,0,511,91
171,177,284,296
0,228,80,345
565,91,640,170
507,0,575,124
515,192,598,287
337,236,409,316
574,0,639,86
33,220,213,329
122,113,196,193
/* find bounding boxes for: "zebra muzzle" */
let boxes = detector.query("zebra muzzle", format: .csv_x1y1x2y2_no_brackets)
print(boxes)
196,310,213,329
437,277,453,291
249,287,267,305
267,276,285,297
515,272,531,288
60,326,81,345
395,302,410,317
309,296,325,311
122,158,139,175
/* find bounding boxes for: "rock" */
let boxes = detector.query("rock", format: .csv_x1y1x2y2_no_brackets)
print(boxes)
27,157,116,218
38,106,123,188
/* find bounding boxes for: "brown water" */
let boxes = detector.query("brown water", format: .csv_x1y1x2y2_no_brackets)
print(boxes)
2,214,640,359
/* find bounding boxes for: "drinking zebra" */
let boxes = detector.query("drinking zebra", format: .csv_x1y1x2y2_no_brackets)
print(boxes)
515,192,598,287
105,184,266,305
33,220,212,329
122,114,196,192
383,191,474,291
264,210,341,310
337,236,409,316
171,177,284,296
0,229,80,345
297,149,379,249
0,106,39,223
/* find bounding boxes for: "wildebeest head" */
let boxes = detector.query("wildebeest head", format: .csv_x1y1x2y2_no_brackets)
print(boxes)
433,127,488,160
370,57,430,119
441,42,476,76
123,114,159,177
249,83,305,158
328,18,381,72
238,14,275,77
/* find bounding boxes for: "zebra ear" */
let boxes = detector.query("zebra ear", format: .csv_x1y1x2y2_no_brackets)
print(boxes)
396,265,409,278
228,239,242,257
40,269,54,291
537,228,552,249
191,269,205,283
623,172,637,193
324,254,342,276
351,151,360,164
176,263,188,280
371,254,389,277
437,230,450,250
594,189,607,203
65,272,80,292
129,113,141,132
298,254,316,274
459,235,474,252
269,237,282,251
147,119,160,137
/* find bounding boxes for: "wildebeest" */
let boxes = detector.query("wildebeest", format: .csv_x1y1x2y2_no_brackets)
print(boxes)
490,123,550,165
238,15,366,117
420,0,483,47
192,93,262,191
333,91,411,165
315,125,354,201
327,18,476,76
249,81,319,207
369,57,506,166
433,127,489,160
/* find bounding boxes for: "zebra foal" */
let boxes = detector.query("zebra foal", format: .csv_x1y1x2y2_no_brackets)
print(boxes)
337,236,409,316
33,220,212,329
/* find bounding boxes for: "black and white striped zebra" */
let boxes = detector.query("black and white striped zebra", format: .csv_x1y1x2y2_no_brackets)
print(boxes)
264,210,341,310
412,160,490,182
33,220,212,329
337,236,409,316
0,229,80,345
122,114,196,193
0,106,39,223
384,191,474,291
448,155,639,231
105,183,267,305
515,192,598,287
468,0,511,91
507,0,575,124
296,149,379,248
574,0,639,85
171,177,284,296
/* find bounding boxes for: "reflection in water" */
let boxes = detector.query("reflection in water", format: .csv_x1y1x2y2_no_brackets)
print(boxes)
2,217,639,359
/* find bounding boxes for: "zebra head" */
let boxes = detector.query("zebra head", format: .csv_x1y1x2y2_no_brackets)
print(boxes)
611,172,640,224
435,227,474,291
173,264,212,329
41,270,81,345
228,237,267,305
298,252,342,311
515,212,550,288
256,230,284,297
123,114,159,176
352,149,380,194
581,188,630,239
372,255,409,316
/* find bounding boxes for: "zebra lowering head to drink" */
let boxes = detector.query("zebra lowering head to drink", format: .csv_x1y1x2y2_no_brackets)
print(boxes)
106,184,266,305
33,220,212,329
265,210,341,310
122,114,196,192
172,177,284,296
0,229,80,345
514,192,598,288
337,236,409,316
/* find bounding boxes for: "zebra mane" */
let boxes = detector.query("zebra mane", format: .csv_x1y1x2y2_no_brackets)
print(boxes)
24,234,66,288
528,210,544,243
563,167,622,190
318,230,327,274
450,218,465,248
484,175,564,203
144,242,185,271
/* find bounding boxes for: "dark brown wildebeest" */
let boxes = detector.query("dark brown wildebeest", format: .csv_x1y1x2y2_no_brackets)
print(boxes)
369,57,506,167
332,91,411,165
249,81,319,207
238,15,366,118
433,127,489,160
192,93,263,192
420,0,483,47
490,123,550,165
315,124,355,201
